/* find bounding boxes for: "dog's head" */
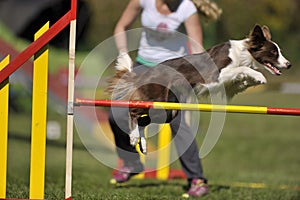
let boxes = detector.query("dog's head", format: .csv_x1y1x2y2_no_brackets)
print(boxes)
247,24,291,75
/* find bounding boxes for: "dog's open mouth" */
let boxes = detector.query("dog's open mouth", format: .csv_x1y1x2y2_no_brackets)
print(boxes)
264,63,281,75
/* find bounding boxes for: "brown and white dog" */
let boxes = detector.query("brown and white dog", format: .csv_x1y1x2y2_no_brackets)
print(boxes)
107,25,291,152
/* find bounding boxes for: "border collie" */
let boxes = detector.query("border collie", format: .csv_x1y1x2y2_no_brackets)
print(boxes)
107,25,291,152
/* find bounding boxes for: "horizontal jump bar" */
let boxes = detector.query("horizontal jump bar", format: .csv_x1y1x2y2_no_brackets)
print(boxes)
75,98,300,116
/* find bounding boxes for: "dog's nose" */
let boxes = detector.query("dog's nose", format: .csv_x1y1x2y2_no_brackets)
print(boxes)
286,61,292,69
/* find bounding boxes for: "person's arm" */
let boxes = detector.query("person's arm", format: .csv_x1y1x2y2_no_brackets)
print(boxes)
114,0,142,53
184,13,204,54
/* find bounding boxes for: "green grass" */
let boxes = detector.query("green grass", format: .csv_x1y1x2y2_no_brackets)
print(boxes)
4,90,300,200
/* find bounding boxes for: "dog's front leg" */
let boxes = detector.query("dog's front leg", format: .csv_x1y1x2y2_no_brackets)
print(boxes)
219,66,267,85
238,67,267,86
219,67,267,99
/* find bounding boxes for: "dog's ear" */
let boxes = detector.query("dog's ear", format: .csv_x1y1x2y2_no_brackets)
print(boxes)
249,25,266,42
261,25,272,40
248,25,266,49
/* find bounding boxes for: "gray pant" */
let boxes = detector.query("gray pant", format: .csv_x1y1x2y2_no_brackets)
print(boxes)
108,64,206,182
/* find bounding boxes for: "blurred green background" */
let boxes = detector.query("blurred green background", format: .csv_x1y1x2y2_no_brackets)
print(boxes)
84,0,300,65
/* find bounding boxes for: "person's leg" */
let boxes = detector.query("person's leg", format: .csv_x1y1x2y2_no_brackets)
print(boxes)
108,107,141,164
109,108,144,183
170,110,208,196
170,110,206,182
108,63,149,182
170,110,209,196
108,63,148,165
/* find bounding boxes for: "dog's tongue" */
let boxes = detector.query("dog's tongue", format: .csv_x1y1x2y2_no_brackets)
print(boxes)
266,63,281,75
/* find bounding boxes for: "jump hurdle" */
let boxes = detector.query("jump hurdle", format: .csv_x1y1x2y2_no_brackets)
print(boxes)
0,0,77,199
74,98,300,180
75,98,300,116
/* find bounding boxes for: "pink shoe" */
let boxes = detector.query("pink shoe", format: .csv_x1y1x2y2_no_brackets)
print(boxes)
187,179,208,197
112,162,144,183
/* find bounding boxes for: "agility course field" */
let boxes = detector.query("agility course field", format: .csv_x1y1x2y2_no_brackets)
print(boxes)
1,0,300,199
5,90,300,200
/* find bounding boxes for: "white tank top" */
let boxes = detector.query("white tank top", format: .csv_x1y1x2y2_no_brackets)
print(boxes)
137,0,197,66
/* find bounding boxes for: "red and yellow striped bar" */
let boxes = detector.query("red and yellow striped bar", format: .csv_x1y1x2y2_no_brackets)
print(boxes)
75,98,300,116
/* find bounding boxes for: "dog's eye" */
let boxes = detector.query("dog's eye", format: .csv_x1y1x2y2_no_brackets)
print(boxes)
271,50,278,56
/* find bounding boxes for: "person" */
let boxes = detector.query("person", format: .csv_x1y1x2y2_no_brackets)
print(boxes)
108,0,221,197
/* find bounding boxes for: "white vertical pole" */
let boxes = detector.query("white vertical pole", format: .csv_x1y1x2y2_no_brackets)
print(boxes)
65,15,77,200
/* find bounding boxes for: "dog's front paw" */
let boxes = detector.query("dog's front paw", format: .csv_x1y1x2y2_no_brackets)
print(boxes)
243,70,267,86
236,67,267,85
253,73,267,85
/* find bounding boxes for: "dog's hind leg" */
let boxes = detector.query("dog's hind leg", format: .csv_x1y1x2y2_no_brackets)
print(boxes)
129,119,147,154
139,126,147,154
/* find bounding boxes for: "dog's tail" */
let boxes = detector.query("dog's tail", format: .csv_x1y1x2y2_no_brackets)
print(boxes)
106,53,136,100
192,0,222,21
115,53,133,72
